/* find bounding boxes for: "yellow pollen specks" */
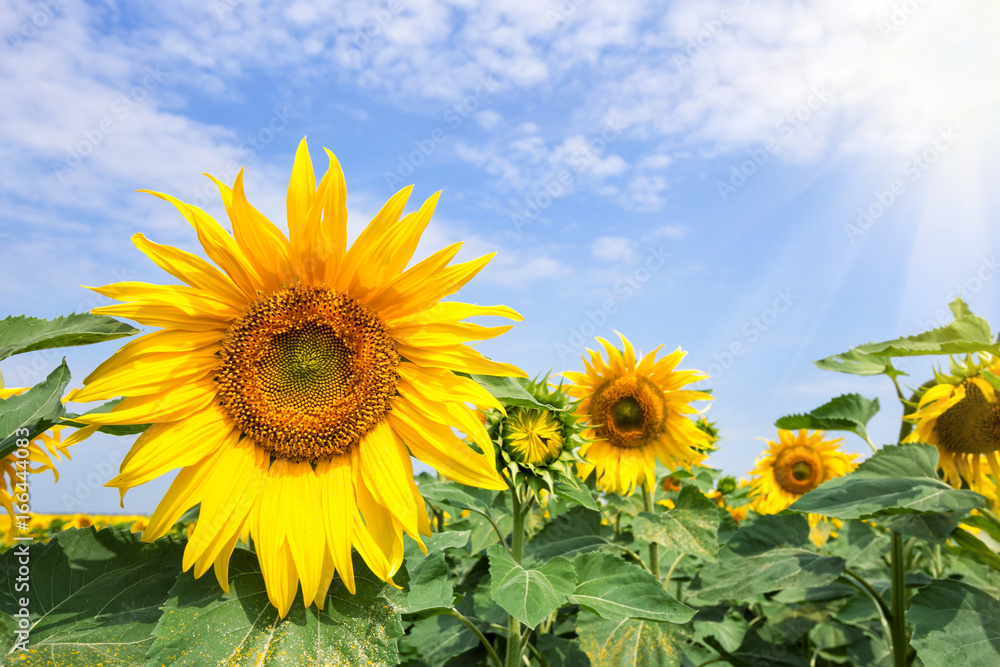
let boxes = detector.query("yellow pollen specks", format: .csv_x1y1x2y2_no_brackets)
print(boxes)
590,375,665,449
215,285,399,462
935,381,1000,456
772,444,824,495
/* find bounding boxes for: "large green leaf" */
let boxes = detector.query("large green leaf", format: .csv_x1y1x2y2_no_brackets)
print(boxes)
467,374,549,409
690,514,845,603
788,444,985,519
909,579,1000,664
146,549,403,666
486,544,575,629
398,532,470,614
0,527,183,666
632,486,719,562
814,348,903,378
775,393,880,444
570,552,694,624
0,361,71,459
577,612,691,667
525,507,612,560
0,313,138,361
853,297,997,358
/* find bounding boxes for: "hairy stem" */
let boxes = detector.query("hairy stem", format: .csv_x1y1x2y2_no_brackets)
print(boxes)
642,480,661,579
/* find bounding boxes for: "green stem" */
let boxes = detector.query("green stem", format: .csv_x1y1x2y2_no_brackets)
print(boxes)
642,481,661,579
890,531,910,667
445,610,502,667
663,553,685,590
470,508,510,555
524,636,550,667
980,507,1000,533
505,491,526,667
842,569,893,654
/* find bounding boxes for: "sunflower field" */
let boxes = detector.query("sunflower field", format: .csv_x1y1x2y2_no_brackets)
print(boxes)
1,143,999,667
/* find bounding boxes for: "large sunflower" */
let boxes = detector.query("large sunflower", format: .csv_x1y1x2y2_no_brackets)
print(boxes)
749,429,857,515
72,138,523,617
564,333,712,494
904,355,1000,497
0,388,75,542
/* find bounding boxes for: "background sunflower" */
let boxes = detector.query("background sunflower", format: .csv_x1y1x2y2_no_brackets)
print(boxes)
564,332,712,495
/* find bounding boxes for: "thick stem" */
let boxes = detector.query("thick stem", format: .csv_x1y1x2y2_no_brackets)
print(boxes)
445,610,502,667
505,492,525,667
642,481,661,580
890,531,910,667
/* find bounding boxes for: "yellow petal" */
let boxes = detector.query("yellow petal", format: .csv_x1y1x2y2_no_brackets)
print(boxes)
107,405,235,492
132,233,247,307
358,422,420,545
231,169,294,291
74,378,217,425
72,349,218,402
395,342,526,378
139,189,261,298
316,451,356,595
337,186,412,293
387,400,506,490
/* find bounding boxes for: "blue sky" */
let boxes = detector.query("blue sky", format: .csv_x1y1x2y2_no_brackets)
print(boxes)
2,0,999,513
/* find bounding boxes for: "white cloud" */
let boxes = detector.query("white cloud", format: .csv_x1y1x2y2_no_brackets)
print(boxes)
475,110,502,130
591,236,636,264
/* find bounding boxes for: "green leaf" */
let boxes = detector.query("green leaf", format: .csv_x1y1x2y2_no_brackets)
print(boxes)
537,635,592,667
577,612,691,667
400,614,480,666
853,297,997,358
467,374,549,409
0,361,70,459
61,397,150,437
788,444,986,519
631,486,719,562
690,514,845,603
0,313,139,361
525,507,612,560
553,474,599,511
874,511,962,542
398,532,470,614
775,393,879,444
417,478,500,519
0,527,183,666
691,607,748,654
949,527,1000,571
909,579,1000,664
486,544,575,628
815,348,904,378
570,552,694,624
146,548,403,666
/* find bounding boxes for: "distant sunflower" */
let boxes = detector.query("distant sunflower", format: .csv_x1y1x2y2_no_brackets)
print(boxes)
749,429,857,514
72,138,523,617
0,388,76,542
905,356,1000,498
564,333,712,495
